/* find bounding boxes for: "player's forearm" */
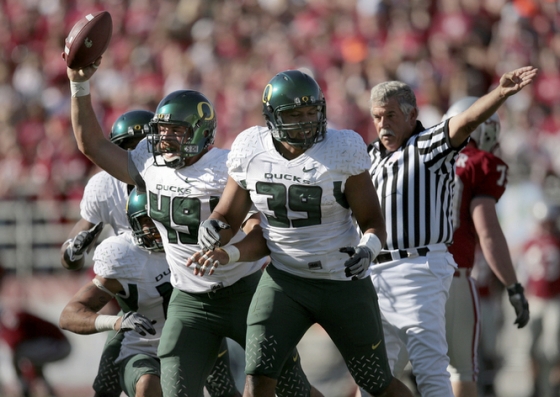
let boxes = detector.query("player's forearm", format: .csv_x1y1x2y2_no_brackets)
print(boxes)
347,172,387,247
233,223,270,262
363,226,387,249
70,95,106,160
210,177,254,244
59,304,108,335
70,95,135,185
60,280,121,334
472,199,518,286
479,234,518,287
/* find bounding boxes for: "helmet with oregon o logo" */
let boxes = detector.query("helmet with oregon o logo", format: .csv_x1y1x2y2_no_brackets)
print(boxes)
109,110,154,150
148,90,217,168
262,70,327,150
126,187,164,252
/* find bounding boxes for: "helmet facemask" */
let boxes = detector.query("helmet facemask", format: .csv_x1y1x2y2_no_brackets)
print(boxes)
129,215,165,252
148,122,211,168
126,189,164,253
148,90,217,168
263,70,327,150
268,102,326,150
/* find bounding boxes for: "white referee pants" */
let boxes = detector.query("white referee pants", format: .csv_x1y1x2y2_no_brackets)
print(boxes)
370,249,456,397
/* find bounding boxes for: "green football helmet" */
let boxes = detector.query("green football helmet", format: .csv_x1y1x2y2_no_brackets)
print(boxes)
148,90,217,168
126,188,164,252
109,110,154,150
262,70,327,149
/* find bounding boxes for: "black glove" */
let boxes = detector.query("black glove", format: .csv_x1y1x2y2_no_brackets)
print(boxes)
65,222,104,262
340,246,373,280
507,283,530,328
198,219,231,251
120,311,157,336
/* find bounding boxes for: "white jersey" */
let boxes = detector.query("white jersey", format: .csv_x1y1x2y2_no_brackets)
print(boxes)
93,233,170,363
228,125,369,280
80,170,130,235
129,143,263,293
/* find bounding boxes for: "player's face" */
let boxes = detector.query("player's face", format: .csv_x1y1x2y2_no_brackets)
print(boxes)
138,215,162,248
157,123,192,162
279,105,319,142
371,97,417,152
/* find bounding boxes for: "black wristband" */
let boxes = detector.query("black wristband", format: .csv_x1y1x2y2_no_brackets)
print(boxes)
507,282,524,296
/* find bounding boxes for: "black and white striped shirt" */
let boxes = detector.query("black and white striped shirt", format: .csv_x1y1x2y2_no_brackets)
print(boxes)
368,121,465,250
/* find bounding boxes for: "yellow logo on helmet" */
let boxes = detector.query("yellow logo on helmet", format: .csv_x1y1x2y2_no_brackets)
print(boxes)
263,84,273,103
127,124,144,135
156,113,171,121
197,102,215,120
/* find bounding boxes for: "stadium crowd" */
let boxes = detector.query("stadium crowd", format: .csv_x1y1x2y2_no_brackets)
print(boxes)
0,0,559,396
0,0,558,202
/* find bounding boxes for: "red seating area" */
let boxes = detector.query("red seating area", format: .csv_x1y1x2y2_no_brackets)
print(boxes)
0,0,558,201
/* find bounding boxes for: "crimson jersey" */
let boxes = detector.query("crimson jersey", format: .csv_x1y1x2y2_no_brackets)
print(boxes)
519,234,560,299
448,146,508,269
0,311,67,351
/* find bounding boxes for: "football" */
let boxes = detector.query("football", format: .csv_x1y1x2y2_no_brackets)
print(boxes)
63,11,112,69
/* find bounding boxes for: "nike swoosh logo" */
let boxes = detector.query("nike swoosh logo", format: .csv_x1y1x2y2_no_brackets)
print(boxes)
293,353,298,362
303,167,316,173
372,341,381,350
217,350,228,358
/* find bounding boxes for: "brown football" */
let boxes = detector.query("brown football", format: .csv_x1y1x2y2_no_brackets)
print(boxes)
63,11,112,69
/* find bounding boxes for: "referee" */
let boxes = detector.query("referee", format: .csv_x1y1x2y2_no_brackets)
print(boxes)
365,66,537,397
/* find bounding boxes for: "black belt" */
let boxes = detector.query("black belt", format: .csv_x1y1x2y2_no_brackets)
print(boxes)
374,247,430,264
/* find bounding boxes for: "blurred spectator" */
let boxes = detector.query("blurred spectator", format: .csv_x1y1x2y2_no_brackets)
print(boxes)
0,0,556,204
0,263,72,397
518,201,560,397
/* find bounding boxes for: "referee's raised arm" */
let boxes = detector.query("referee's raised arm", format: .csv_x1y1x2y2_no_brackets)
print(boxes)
447,66,538,147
